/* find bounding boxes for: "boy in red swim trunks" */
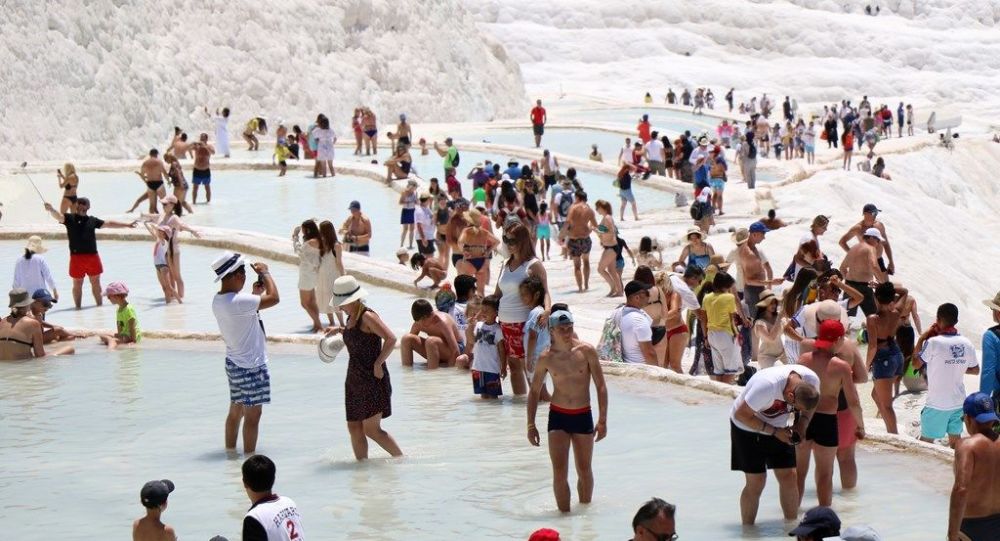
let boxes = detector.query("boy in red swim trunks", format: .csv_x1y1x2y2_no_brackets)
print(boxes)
527,310,608,513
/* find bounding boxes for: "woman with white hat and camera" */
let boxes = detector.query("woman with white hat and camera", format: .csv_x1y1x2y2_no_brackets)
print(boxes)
324,276,403,461
12,236,58,303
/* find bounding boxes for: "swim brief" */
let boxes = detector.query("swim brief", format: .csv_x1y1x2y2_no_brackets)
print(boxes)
845,280,876,317
364,129,377,138
730,421,795,474
568,237,592,258
548,404,594,434
472,370,502,397
805,412,839,447
349,244,370,254
465,257,487,271
145,181,164,191
543,174,556,187
226,358,271,406
667,324,689,340
192,168,211,185
69,253,103,279
960,513,1000,541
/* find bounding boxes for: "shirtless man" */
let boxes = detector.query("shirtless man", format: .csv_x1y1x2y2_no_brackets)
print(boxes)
795,320,865,508
565,190,599,292
168,130,191,159
29,289,77,343
527,310,608,513
948,392,1000,541
133,479,176,541
541,149,560,195
396,114,412,148
128,149,169,214
401,299,462,369
739,221,783,311
838,227,887,317
190,133,215,204
838,203,894,275
340,200,373,255
446,199,471,270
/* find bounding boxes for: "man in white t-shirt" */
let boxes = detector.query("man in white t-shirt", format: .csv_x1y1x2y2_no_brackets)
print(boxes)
211,251,280,455
620,281,657,364
617,137,633,166
644,131,666,176
729,364,820,525
913,303,980,448
241,455,304,541
414,194,436,256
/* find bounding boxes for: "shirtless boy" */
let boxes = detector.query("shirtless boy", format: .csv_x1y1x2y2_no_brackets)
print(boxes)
133,479,177,541
190,133,215,204
795,320,865,507
565,191,599,292
527,310,608,513
839,227,888,316
401,299,462,369
948,392,1000,541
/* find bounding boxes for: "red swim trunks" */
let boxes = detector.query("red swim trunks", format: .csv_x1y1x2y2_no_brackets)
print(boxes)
69,253,103,279
500,321,526,359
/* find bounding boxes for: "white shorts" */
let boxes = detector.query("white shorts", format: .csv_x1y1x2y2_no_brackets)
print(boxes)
708,330,743,375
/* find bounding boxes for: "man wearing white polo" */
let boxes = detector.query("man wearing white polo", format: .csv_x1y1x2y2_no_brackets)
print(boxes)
211,252,279,455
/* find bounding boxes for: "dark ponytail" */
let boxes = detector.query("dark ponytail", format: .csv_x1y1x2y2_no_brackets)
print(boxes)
24,248,33,260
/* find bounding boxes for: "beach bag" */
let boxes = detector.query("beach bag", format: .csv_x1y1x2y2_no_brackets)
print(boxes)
597,306,626,363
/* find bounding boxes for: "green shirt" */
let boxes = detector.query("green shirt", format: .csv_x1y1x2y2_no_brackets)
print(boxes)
472,187,487,204
116,304,142,343
443,145,457,170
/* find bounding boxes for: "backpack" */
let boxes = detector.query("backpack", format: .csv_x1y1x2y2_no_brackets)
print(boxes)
747,140,757,160
557,191,574,219
451,151,460,168
597,306,626,363
990,326,1000,412
690,199,711,221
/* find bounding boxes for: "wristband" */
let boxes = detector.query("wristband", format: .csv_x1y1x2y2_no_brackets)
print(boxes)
258,272,270,276
527,423,536,430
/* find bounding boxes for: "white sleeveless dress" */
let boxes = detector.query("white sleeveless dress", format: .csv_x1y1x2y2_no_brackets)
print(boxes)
315,247,342,312
295,241,321,290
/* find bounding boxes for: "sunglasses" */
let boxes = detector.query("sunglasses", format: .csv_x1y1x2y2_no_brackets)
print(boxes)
640,525,678,541
502,236,516,244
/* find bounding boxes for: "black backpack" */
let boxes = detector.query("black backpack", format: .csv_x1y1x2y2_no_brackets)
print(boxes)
558,191,574,218
451,151,461,168
690,199,711,221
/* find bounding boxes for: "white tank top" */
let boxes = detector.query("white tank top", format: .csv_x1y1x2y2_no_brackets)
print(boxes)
498,258,537,323
246,495,304,541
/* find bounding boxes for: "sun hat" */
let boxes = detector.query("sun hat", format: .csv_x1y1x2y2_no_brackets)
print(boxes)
697,136,708,145
709,254,731,270
862,227,884,242
685,227,704,240
963,392,1000,424
140,479,174,508
802,300,849,337
211,251,246,282
395,248,408,257
982,290,1000,312
103,281,129,297
814,319,846,351
789,506,841,537
160,194,178,205
330,275,368,308
549,310,574,327
25,235,47,254
8,288,33,308
31,289,56,307
755,289,778,308
732,228,749,245
318,334,345,363
835,525,882,541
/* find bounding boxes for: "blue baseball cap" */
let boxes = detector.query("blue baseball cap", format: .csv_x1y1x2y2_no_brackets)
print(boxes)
549,310,574,327
348,200,361,210
963,392,999,424
32,289,56,306
749,221,770,234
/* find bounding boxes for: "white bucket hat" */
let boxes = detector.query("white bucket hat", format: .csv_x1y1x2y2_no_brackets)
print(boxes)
318,334,345,363
330,275,368,308
211,251,245,282
25,235,47,254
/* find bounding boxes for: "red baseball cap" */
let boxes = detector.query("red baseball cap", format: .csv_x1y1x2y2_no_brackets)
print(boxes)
815,319,845,351
528,528,560,541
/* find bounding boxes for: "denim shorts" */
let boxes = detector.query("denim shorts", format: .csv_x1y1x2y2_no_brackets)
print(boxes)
871,344,903,380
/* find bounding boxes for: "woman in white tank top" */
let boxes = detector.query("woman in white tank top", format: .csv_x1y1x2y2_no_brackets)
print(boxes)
495,223,550,396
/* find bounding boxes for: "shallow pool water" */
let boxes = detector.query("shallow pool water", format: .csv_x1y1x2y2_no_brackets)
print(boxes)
564,107,726,134
1,241,417,334
0,341,950,539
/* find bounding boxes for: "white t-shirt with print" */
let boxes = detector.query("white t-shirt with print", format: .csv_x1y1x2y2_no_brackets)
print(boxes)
730,365,820,432
471,321,503,374
620,307,653,364
920,333,978,410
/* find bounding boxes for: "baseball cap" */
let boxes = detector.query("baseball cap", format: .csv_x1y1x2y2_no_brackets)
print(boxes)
862,203,881,214
749,221,770,234
140,479,175,508
963,392,1000,424
863,227,884,242
348,201,361,210
528,528,560,541
838,525,883,541
624,280,648,297
32,289,56,307
814,319,846,351
789,506,841,537
549,310,574,327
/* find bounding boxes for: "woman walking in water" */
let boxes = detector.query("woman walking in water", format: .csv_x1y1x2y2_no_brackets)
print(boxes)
56,163,79,214
155,195,201,301
457,208,499,297
293,219,324,332
164,153,194,214
315,220,346,327
595,200,623,297
312,115,337,178
326,276,403,460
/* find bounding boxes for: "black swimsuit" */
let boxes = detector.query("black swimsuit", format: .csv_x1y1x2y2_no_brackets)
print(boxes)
64,184,78,202
0,335,34,347
146,180,164,191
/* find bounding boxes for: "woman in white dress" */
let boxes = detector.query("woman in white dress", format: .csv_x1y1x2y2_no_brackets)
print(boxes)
316,220,346,327
206,106,231,158
312,115,337,178
12,236,58,300
293,219,324,332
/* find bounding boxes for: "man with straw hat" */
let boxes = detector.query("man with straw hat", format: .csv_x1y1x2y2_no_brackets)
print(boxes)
981,291,1000,407
211,251,279,455
12,235,59,303
44,199,136,308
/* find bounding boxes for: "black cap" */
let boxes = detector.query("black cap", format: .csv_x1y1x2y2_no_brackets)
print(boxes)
624,280,648,297
140,479,175,508
348,200,361,210
788,506,841,537
862,203,881,214
32,289,56,306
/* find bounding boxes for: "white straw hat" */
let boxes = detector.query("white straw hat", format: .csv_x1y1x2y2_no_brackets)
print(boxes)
211,251,245,282
330,275,368,308
25,235,47,254
318,334,345,363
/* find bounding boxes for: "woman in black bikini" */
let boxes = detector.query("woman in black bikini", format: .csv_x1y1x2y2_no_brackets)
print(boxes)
457,208,498,296
57,163,79,214
164,153,194,214
594,200,623,297
1,289,73,360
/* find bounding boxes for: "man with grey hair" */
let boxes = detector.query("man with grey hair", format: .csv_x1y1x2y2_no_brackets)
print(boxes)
630,497,677,541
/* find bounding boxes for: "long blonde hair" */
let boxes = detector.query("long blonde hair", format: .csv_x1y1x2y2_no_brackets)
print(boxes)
62,163,77,178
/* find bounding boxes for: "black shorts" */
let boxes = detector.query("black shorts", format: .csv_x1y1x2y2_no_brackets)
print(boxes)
805,412,839,447
730,422,796,474
417,240,436,255
548,405,594,435
845,280,877,317
451,253,463,268
349,244,370,253
399,135,411,146
533,124,544,136
543,174,556,187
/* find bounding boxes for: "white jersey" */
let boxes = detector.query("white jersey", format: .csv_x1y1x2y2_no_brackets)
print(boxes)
246,495,304,541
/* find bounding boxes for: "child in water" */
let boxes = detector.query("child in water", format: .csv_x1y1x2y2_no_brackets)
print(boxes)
410,253,447,288
459,295,506,399
99,282,141,350
273,142,293,177
144,222,179,303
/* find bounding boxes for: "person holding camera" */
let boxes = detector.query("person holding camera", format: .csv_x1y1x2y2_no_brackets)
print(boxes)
211,252,280,455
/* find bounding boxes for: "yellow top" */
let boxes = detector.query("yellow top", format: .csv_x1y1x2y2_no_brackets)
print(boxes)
703,292,737,334
274,145,292,161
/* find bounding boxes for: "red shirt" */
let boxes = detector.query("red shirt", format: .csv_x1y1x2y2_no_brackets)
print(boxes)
445,174,462,196
637,121,651,143
530,106,546,126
